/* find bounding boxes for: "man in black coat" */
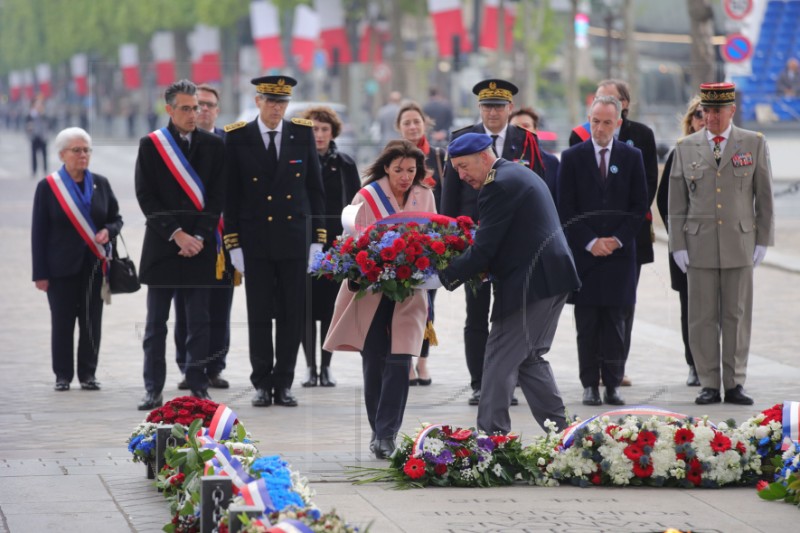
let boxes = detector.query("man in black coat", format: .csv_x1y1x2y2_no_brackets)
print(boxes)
440,78,547,406
559,95,648,407
223,75,326,408
439,133,580,434
568,79,657,387
135,80,226,410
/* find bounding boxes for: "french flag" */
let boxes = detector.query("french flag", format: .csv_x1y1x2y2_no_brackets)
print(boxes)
250,0,285,70
357,20,389,63
207,404,237,441
316,0,351,65
782,401,800,450
291,4,320,73
189,25,222,83
36,64,51,99
23,69,35,100
71,54,89,96
151,31,176,87
239,478,276,512
119,43,141,90
479,0,516,52
427,0,471,58
9,71,21,102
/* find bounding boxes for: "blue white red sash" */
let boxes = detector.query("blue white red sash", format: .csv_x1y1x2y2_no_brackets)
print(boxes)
198,438,254,493
45,168,108,272
572,121,591,142
560,406,689,449
239,478,276,512
358,181,395,220
148,128,205,210
266,519,314,533
782,401,800,450
204,404,237,441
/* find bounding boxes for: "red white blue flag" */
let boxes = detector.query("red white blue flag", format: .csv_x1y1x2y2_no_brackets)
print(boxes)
148,127,206,211
239,478,275,512
206,404,237,441
782,401,800,450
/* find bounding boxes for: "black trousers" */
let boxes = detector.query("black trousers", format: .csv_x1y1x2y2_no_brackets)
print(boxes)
47,255,103,383
31,136,47,175
301,316,333,369
142,286,210,394
174,285,234,376
622,264,642,363
574,304,629,388
464,281,491,391
678,286,694,367
361,297,411,440
243,255,305,390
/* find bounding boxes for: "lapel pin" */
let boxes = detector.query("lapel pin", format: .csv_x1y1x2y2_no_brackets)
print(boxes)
610,165,618,174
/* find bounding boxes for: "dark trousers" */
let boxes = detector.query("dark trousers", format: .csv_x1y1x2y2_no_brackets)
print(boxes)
678,286,694,367
574,304,629,388
419,289,437,358
464,282,491,390
174,285,234,376
243,255,305,390
142,286,210,394
31,136,47,175
47,255,103,382
622,264,642,363
361,297,411,440
301,316,333,370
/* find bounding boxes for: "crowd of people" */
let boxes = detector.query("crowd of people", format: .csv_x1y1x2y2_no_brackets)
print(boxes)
30,74,775,459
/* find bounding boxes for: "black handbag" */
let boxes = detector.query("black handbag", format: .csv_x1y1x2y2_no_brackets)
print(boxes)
109,233,140,294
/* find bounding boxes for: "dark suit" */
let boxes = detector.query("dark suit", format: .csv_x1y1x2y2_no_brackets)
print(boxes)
558,139,648,389
135,122,226,395
540,150,560,204
441,158,580,434
441,123,546,392
224,117,325,391
32,172,122,383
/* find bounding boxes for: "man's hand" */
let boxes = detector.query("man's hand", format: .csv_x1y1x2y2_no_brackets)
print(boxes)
174,230,203,257
590,239,613,257
753,245,767,267
94,228,110,245
35,279,48,292
673,250,690,273
230,248,245,273
308,243,323,272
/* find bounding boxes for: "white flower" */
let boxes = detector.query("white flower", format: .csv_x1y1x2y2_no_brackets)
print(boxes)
492,463,504,477
537,457,546,466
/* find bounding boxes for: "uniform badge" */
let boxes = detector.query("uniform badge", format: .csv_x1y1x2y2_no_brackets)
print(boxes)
732,152,753,167
291,117,313,127
484,169,496,185
626,139,635,146
223,120,247,132
610,165,618,174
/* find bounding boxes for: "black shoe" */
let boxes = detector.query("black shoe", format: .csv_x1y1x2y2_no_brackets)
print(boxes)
409,377,419,386
80,378,101,391
415,364,431,386
252,388,272,407
686,366,700,387
320,366,337,387
191,389,211,400
177,377,189,390
582,386,601,406
468,388,481,406
301,367,318,387
54,380,70,392
603,387,625,406
724,385,754,405
273,388,298,407
510,395,519,406
695,388,721,405
373,437,396,460
207,374,229,389
138,392,163,411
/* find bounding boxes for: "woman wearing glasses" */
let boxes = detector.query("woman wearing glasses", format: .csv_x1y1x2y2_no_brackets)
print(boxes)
656,96,704,387
32,127,123,391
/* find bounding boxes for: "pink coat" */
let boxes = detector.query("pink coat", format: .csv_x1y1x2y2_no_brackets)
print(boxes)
323,178,436,355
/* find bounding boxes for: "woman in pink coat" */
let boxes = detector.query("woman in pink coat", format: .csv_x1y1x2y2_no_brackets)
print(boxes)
324,140,436,459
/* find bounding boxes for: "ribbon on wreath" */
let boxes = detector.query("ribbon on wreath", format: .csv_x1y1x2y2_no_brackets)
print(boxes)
239,477,276,513
782,401,800,450
411,424,444,458
202,404,238,441
264,519,314,533
199,438,254,492
561,406,690,449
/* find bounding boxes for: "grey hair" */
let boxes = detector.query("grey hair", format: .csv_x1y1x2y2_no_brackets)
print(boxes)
164,79,197,106
54,127,91,154
591,95,622,119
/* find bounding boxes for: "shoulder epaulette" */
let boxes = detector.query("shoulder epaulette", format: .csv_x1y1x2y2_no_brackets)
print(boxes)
291,117,313,127
223,121,247,133
484,169,496,186
757,132,764,138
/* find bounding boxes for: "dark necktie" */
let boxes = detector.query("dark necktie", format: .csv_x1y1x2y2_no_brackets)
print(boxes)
266,131,278,168
491,134,499,156
599,148,608,180
713,135,724,165
179,136,190,155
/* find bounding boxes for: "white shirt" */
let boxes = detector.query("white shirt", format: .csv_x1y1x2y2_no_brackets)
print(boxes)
258,116,283,159
483,124,507,158
706,124,732,154
585,139,622,251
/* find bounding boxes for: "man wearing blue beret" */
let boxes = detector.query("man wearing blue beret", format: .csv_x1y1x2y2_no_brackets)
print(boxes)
439,133,581,434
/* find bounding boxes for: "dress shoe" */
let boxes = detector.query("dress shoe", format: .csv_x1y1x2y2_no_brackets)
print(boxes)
273,388,298,407
138,392,163,411
373,437,396,460
191,389,211,400
468,389,481,406
301,367,318,387
207,374,229,389
177,377,189,390
603,387,625,406
686,366,700,387
54,380,70,392
409,378,419,386
320,366,337,387
251,388,272,407
80,378,101,391
695,387,721,405
582,386,601,406
724,385,754,405
510,395,519,406
415,364,431,386
620,375,632,386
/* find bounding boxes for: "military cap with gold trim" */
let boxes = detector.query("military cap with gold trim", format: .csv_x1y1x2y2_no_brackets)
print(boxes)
251,75,297,101
699,82,735,107
473,78,518,105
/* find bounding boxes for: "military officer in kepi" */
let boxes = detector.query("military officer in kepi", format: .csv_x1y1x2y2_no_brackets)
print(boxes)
223,75,326,407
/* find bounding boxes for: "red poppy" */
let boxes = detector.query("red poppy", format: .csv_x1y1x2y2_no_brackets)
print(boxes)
431,241,446,255
403,457,427,479
451,429,473,440
710,431,731,453
415,257,430,270
623,444,644,462
380,247,397,261
674,428,694,445
396,265,412,280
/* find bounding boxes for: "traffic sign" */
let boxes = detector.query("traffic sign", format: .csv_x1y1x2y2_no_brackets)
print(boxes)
721,33,753,63
724,0,753,20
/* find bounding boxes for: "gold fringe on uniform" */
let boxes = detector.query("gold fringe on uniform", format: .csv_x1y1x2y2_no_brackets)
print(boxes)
216,249,225,281
424,320,438,346
233,270,242,287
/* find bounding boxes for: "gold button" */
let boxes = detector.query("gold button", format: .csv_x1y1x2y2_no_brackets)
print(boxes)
267,195,272,201
267,216,273,222
295,173,301,177
717,204,722,208
252,177,258,182
287,215,292,220
718,220,722,225
286,194,292,200
716,188,721,192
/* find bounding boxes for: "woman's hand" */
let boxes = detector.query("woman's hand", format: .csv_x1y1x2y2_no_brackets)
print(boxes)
35,280,49,292
95,228,110,245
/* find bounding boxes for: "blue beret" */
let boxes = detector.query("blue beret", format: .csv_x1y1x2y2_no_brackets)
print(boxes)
448,133,493,158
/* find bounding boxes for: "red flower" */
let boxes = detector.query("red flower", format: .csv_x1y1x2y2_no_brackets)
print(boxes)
415,257,430,270
407,243,424,256
489,435,510,446
445,235,466,251
422,176,436,188
380,247,397,261
434,463,448,476
632,462,654,478
430,214,451,226
636,430,656,448
356,234,371,248
760,404,783,426
686,469,702,486
430,241,446,255
455,447,471,458
396,265,412,280
456,215,474,228
365,267,381,283
604,424,619,437
736,441,747,455
674,428,694,445
355,250,369,266
341,237,354,255
623,444,644,462
363,259,376,272
403,457,427,479
710,431,731,453
450,429,473,440
392,237,407,251
756,480,769,492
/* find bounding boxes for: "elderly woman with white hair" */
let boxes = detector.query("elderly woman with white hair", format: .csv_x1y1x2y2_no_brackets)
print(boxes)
31,127,123,391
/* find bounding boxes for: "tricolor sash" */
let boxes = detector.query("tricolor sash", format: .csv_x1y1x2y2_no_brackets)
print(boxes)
239,478,275,512
357,181,395,220
204,404,237,441
782,401,800,450
572,121,591,142
148,127,205,210
199,438,254,493
46,168,108,273
560,406,690,449
266,519,314,533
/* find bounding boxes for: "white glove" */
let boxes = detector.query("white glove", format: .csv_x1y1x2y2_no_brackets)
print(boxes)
753,245,767,267
417,275,442,290
230,248,245,274
308,243,324,272
672,250,689,274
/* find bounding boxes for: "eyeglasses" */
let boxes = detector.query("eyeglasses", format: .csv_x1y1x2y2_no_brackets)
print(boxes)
480,103,508,112
176,105,200,113
198,100,218,109
68,147,92,154
693,110,704,119
262,98,288,107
